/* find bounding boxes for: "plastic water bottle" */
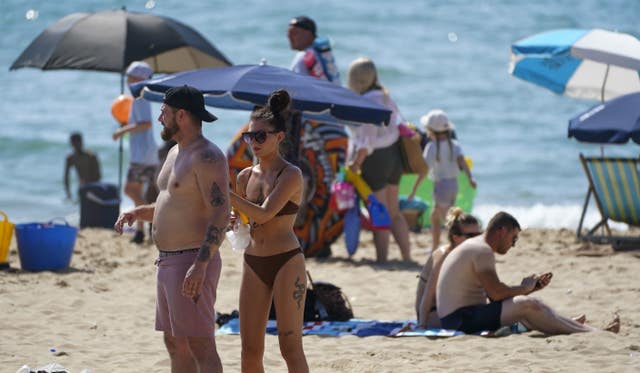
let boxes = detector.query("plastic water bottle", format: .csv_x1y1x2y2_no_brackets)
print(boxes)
226,210,250,252
15,365,31,373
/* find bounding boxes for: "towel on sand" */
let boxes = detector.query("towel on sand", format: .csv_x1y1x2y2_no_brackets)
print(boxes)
216,318,526,337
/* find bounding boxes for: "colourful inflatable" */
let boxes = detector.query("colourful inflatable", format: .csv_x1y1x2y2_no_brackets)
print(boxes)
227,120,349,257
398,158,477,228
343,196,361,257
344,168,390,230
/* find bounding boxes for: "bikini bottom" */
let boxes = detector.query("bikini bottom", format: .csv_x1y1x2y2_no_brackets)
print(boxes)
244,247,303,288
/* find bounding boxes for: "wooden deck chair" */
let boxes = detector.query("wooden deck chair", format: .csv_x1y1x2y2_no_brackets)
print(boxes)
577,154,640,250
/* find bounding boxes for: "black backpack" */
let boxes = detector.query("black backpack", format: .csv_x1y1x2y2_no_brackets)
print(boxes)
269,271,354,322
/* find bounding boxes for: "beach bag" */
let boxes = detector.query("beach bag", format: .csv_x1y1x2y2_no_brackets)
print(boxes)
308,271,354,321
268,271,354,321
398,134,428,175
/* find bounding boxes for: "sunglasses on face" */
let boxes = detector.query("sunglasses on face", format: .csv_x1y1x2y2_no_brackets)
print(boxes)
242,130,279,144
459,231,482,238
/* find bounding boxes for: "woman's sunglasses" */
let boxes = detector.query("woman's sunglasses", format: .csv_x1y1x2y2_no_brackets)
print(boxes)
242,130,279,144
459,231,482,238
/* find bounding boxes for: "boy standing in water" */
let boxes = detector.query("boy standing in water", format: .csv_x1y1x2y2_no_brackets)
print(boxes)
64,132,101,199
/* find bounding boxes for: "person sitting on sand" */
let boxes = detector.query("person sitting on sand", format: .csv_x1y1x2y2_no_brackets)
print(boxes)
415,207,481,328
64,132,101,199
436,211,620,335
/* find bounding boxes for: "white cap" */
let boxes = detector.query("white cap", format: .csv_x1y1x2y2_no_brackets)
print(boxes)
420,109,455,132
125,61,153,79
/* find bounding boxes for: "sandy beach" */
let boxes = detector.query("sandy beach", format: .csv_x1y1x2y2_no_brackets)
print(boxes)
1,226,639,372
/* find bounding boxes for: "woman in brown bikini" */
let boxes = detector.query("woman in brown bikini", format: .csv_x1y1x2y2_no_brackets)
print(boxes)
230,89,308,372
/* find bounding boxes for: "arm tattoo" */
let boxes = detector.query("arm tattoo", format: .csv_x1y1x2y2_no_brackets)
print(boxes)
201,150,220,163
209,182,226,207
197,225,223,262
293,276,306,310
197,244,211,262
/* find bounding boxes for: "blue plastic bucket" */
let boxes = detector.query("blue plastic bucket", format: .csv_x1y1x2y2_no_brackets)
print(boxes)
15,220,78,271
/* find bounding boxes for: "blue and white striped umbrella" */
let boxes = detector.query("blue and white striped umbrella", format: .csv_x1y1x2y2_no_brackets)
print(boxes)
510,29,640,101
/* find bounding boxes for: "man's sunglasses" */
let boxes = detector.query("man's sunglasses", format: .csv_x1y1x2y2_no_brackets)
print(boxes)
242,130,279,144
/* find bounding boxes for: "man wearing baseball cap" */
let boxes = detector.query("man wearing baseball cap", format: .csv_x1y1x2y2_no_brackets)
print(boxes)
115,85,229,371
113,61,159,244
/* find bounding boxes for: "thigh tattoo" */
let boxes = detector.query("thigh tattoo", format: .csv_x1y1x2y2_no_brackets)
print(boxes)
292,276,306,310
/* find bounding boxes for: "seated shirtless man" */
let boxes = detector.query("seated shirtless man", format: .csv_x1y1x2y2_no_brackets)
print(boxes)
115,86,229,372
436,211,620,335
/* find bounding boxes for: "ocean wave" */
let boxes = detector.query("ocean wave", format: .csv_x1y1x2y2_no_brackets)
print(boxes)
473,203,627,231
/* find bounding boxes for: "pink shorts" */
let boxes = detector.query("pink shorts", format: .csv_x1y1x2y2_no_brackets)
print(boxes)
155,250,222,337
433,178,458,208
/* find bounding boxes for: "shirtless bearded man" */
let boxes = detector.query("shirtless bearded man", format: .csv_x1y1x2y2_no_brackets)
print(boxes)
115,85,229,372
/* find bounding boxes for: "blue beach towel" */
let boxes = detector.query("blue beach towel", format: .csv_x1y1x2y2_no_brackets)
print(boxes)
216,318,525,338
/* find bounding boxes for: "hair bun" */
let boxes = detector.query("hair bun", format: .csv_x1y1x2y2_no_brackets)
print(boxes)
445,207,463,228
447,207,463,219
268,89,291,114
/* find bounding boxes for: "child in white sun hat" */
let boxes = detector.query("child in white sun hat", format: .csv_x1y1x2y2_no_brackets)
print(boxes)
412,109,476,252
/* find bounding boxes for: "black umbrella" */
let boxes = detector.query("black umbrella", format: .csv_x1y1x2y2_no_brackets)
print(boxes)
10,8,232,89
10,8,232,191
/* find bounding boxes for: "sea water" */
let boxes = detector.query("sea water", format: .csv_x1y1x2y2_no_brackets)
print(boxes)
1,0,638,229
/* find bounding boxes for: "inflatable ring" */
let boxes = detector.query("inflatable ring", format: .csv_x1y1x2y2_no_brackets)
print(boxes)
227,120,349,257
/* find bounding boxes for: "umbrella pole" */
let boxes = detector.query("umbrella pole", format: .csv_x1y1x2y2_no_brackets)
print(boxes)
599,65,609,158
118,139,123,195
118,72,125,195
600,65,610,103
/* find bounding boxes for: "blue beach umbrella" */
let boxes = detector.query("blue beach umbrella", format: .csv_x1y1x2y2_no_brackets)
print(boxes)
131,63,392,126
510,29,640,102
568,92,640,145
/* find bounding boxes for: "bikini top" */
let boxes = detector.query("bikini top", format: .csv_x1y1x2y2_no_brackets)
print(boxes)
248,165,300,216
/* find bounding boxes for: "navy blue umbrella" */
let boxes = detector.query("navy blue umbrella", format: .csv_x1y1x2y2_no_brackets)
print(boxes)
568,92,640,144
131,63,392,126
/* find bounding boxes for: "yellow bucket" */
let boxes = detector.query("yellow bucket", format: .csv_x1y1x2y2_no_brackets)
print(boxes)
0,211,15,263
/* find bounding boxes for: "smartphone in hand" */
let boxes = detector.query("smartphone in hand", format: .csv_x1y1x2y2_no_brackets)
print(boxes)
534,272,553,290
